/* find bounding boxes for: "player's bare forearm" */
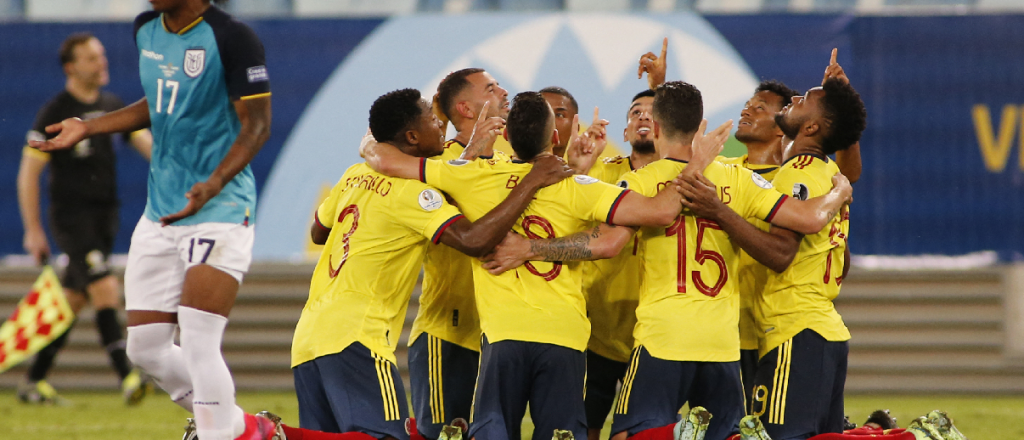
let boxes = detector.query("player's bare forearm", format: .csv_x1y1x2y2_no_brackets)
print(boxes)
207,97,271,190
16,154,47,233
363,141,421,180
531,224,632,261
87,98,152,136
718,210,799,272
612,189,682,227
310,219,330,245
835,142,862,184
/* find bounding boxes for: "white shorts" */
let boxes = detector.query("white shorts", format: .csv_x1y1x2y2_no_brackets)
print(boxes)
124,216,254,313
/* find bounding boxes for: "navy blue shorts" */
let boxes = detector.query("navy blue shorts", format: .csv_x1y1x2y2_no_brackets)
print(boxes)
751,329,848,440
469,335,586,440
293,343,409,439
408,334,480,439
584,350,628,430
610,346,745,440
740,349,759,411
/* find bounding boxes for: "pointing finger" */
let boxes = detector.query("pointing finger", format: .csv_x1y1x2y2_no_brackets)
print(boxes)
830,48,838,66
592,107,600,126
660,37,668,60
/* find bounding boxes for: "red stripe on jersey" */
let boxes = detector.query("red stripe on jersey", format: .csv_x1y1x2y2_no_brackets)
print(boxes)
314,211,330,231
431,214,464,244
606,190,632,225
765,195,789,223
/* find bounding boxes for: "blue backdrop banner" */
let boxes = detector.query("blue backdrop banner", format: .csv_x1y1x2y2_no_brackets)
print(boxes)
0,13,1021,260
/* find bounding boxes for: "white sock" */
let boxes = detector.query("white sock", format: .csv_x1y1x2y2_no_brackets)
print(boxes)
125,323,195,412
178,306,246,440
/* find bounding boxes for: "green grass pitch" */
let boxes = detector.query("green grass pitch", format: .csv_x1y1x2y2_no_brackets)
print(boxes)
3,391,1022,439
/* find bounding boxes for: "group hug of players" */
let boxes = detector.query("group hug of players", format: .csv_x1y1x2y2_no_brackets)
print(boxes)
276,39,969,440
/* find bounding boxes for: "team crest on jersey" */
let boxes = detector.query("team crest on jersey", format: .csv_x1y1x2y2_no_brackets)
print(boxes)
751,172,773,189
418,189,444,211
447,159,469,166
183,49,205,78
792,183,809,201
574,175,599,185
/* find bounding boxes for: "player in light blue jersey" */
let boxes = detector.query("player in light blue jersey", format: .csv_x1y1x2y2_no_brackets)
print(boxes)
30,1,276,439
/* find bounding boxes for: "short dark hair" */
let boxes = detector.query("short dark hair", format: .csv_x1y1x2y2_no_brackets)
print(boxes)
652,81,703,138
539,86,578,114
506,91,552,161
755,80,800,109
369,88,423,145
631,89,656,103
437,68,485,121
818,78,867,155
59,33,95,66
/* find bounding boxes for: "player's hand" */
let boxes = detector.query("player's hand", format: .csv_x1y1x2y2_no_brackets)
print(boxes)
462,101,505,160
159,180,223,226
525,154,573,188
822,48,850,85
23,228,51,266
676,173,725,220
358,128,377,159
638,37,668,90
685,119,732,175
481,232,530,275
582,107,609,156
28,117,89,152
831,171,853,204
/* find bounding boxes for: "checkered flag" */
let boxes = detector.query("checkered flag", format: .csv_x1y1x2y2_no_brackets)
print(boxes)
0,266,74,373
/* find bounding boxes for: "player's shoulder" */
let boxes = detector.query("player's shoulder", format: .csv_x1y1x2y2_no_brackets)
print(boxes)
715,154,746,166
202,6,263,47
133,11,161,36
775,154,832,200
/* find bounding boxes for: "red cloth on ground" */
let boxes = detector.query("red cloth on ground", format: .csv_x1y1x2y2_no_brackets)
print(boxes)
280,425,377,440
809,430,915,440
626,423,675,440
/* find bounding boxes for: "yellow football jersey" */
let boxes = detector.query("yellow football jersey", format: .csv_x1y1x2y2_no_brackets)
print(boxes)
620,159,787,362
758,154,851,358
410,140,481,351
717,155,780,351
291,163,464,367
583,155,641,362
423,157,628,352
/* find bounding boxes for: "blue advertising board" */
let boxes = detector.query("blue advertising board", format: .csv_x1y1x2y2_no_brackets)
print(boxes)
0,13,1021,260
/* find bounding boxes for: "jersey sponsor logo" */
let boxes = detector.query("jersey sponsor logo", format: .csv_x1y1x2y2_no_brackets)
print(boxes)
159,62,179,78
792,183,809,201
447,159,469,166
141,49,164,61
418,189,444,211
247,66,269,83
751,172,773,189
574,174,599,185
183,49,206,78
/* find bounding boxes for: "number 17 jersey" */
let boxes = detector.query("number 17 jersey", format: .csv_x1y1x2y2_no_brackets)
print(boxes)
619,159,787,362
134,6,270,226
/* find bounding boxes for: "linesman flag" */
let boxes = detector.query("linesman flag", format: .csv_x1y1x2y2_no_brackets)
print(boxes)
0,266,74,373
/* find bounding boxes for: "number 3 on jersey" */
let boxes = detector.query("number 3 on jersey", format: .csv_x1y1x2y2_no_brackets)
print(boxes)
666,216,727,297
328,205,360,278
155,79,179,114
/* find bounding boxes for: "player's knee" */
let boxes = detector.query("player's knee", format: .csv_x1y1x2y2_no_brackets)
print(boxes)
125,324,175,372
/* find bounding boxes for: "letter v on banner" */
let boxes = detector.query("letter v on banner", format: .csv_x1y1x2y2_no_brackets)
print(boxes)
972,104,1018,173
0,266,74,373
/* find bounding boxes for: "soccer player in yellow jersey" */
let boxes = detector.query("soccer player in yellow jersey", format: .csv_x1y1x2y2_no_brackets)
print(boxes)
677,78,867,440
403,68,510,440
577,89,660,440
483,82,852,440
364,90,729,440
291,89,570,440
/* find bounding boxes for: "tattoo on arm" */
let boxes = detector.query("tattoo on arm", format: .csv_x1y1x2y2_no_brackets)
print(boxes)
529,226,601,261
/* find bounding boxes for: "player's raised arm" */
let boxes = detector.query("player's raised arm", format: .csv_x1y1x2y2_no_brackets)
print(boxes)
638,37,668,90
822,48,863,183
439,154,572,257
30,98,151,152
159,95,272,225
481,223,635,275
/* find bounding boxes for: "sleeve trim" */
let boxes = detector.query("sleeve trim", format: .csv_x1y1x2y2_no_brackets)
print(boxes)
22,146,50,162
313,211,331,231
605,189,631,225
765,194,789,223
239,92,272,101
419,157,428,183
431,214,464,244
